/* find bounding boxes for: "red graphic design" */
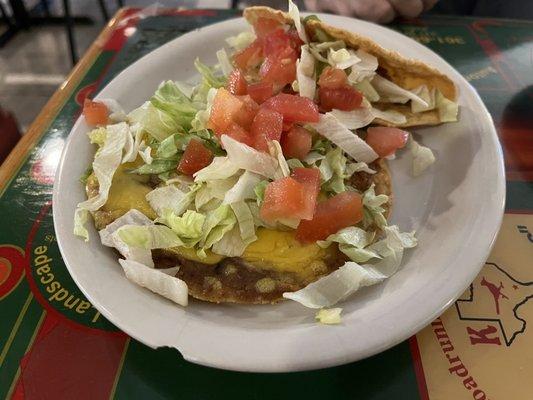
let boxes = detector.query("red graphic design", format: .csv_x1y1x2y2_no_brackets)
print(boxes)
480,277,509,315
408,337,430,400
0,245,25,299
10,313,128,400
75,82,98,106
456,263,533,346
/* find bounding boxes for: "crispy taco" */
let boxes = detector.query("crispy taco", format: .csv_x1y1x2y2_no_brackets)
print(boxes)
74,1,457,319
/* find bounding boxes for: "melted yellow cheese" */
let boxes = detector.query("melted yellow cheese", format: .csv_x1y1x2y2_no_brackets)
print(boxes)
243,228,329,280
103,162,157,220
167,246,224,265
103,165,329,276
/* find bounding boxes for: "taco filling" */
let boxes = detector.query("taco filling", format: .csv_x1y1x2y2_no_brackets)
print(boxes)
74,1,458,318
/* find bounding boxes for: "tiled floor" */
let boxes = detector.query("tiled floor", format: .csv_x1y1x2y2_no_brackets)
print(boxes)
0,0,234,131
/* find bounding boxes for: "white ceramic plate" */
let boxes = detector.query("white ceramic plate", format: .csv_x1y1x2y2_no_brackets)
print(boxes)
53,13,505,372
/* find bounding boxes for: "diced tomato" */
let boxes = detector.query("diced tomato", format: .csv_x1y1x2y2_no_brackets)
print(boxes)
318,67,348,89
259,48,297,88
253,17,283,38
365,127,409,158
281,126,312,160
234,39,263,70
296,192,363,243
291,167,320,219
250,108,283,152
247,82,273,104
83,99,108,126
208,88,243,133
262,29,292,55
178,139,214,176
291,168,320,194
282,120,294,132
235,95,259,130
220,122,254,147
286,29,304,51
226,69,247,95
263,93,319,123
319,86,363,112
260,177,314,222
208,89,258,136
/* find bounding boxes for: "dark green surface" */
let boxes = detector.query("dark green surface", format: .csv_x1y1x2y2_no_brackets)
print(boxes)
115,339,419,400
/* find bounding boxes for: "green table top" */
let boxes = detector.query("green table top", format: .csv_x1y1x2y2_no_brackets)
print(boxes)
0,9,532,400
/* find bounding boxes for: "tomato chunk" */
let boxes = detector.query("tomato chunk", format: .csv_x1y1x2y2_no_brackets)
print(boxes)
83,99,108,126
319,86,363,112
260,177,314,222
281,126,312,160
291,167,320,219
234,95,259,130
226,69,247,95
318,67,348,89
263,93,319,123
234,39,263,71
247,82,273,104
365,127,409,158
221,122,254,147
296,192,363,243
208,89,258,135
259,48,297,89
178,139,214,176
291,167,320,194
253,17,283,38
251,108,283,152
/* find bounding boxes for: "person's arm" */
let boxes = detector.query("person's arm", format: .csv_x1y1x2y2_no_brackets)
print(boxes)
304,0,439,23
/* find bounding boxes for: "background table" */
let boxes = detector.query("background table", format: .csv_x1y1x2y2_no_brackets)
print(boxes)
0,8,532,399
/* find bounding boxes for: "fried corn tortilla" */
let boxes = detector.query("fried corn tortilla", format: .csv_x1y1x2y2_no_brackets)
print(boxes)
86,159,391,304
243,6,457,128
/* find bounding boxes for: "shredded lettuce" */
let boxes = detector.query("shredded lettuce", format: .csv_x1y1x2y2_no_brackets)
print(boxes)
288,0,308,42
199,204,237,253
230,202,256,242
131,158,179,175
216,48,234,77
150,81,198,134
327,48,360,70
268,140,290,179
318,226,379,263
117,224,183,249
328,107,374,130
411,85,435,113
254,180,268,205
362,183,389,229
119,259,188,306
436,90,459,122
194,156,240,182
372,75,428,108
223,171,262,204
88,127,107,147
316,308,342,324
371,107,407,125
158,209,205,247
353,79,380,102
222,135,278,178
296,44,316,99
74,122,129,240
347,50,378,83
410,136,436,176
146,184,197,217
284,226,416,308
194,58,226,89
98,210,154,266
310,114,378,163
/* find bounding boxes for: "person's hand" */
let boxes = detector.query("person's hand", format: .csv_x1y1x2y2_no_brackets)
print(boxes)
304,0,438,23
